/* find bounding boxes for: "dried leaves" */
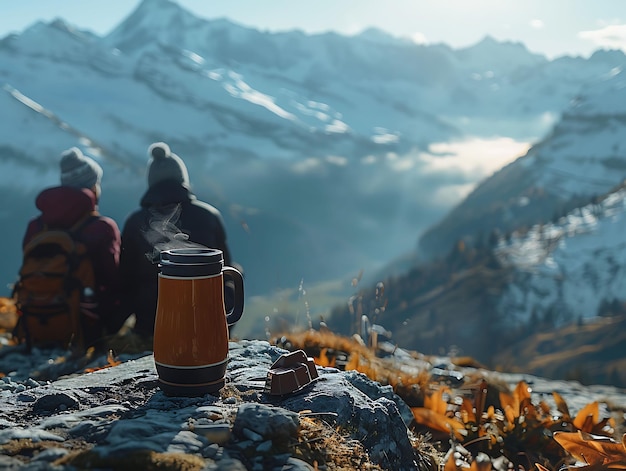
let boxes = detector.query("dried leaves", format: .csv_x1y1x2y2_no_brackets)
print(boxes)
411,386,467,440
0,296,18,333
411,379,619,469
551,431,626,470
274,329,623,471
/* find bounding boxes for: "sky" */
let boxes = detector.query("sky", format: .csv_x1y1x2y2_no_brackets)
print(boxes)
1,0,625,59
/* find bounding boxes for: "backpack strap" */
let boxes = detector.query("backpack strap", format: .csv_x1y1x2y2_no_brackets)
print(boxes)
69,211,99,235
32,216,48,237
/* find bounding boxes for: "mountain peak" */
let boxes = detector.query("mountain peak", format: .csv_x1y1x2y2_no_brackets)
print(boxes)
355,27,418,48
356,27,397,43
133,0,181,15
103,0,202,52
468,34,532,54
477,34,499,45
455,34,547,70
20,17,94,39
4,17,97,56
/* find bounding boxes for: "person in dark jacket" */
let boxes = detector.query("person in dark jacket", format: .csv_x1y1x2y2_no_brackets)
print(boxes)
119,142,235,341
22,147,123,345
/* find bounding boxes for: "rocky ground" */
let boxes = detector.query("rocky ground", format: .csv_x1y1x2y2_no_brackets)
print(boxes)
0,339,435,470
0,298,625,471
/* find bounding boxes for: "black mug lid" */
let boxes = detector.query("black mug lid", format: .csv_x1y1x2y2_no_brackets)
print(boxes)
159,248,224,277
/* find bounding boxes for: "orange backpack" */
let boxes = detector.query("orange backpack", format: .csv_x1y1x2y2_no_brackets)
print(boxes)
13,214,99,351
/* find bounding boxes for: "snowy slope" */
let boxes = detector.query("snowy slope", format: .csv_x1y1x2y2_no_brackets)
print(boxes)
455,67,626,326
496,185,626,326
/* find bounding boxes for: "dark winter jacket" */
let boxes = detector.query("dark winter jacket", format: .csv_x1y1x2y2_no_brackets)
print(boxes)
119,180,233,337
23,186,122,334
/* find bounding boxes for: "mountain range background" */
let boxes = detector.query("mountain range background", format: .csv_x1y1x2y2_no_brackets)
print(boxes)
1,0,625,387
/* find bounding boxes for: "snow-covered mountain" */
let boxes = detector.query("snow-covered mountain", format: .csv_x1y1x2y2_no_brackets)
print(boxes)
493,66,626,329
1,0,624,301
495,184,626,327
418,62,626,260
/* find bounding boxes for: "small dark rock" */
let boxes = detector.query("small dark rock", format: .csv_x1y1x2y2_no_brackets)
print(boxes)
17,392,36,402
233,403,299,443
32,392,79,414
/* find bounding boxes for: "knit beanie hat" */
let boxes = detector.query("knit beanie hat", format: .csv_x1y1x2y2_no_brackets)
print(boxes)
60,147,103,189
147,142,189,188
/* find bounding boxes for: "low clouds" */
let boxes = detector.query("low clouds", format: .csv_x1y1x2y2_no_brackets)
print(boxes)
579,24,626,53
417,137,531,204
529,19,545,29
420,137,531,179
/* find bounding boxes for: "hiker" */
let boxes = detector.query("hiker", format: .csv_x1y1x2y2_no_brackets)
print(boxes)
15,147,122,351
119,142,237,344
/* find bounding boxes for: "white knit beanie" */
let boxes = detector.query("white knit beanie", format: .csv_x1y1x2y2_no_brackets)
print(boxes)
60,147,103,189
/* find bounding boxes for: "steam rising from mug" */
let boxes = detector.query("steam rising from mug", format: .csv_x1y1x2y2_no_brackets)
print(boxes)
142,204,205,264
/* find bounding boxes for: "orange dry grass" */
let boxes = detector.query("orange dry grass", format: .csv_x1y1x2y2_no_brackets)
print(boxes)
83,349,121,373
0,297,18,333
273,329,431,404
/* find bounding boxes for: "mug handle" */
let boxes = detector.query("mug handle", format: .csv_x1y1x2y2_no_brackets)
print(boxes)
223,266,244,326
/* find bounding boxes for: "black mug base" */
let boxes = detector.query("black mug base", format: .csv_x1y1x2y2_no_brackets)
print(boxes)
155,358,229,397
158,378,225,397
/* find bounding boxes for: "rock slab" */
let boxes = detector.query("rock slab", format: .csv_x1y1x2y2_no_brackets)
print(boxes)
0,340,424,470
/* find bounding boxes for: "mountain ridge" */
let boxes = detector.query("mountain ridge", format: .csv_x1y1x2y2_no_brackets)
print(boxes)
1,0,625,337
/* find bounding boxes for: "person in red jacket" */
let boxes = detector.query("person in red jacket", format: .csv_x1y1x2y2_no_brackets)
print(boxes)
22,147,123,344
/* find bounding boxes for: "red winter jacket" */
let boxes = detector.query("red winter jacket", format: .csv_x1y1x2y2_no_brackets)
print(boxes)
22,186,123,334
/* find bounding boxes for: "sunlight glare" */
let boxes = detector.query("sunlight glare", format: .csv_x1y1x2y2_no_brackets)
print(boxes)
411,32,428,45
530,19,545,29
